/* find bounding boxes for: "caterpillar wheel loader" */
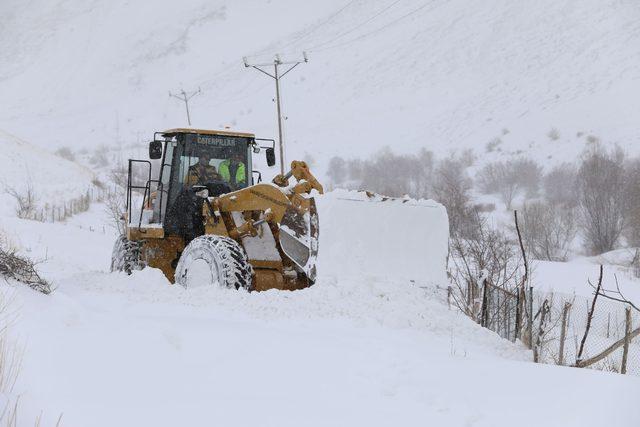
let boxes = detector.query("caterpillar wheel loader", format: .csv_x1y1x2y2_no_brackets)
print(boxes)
110,128,323,291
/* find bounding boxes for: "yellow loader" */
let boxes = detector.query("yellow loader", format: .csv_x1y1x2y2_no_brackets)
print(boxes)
110,128,323,291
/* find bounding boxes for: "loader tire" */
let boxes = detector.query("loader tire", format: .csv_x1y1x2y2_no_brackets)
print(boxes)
110,235,145,274
175,235,254,291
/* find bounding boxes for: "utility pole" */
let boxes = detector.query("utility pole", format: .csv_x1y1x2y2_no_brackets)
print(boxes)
169,87,201,126
243,52,308,174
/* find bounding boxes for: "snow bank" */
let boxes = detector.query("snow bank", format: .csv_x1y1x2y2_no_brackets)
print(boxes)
316,189,449,285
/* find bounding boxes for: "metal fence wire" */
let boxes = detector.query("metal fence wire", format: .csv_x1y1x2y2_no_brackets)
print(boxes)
481,282,519,342
477,281,640,375
531,291,640,375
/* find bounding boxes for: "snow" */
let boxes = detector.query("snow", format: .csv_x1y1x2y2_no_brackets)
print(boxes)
1,1,640,425
0,129,95,217
0,195,635,426
317,189,448,284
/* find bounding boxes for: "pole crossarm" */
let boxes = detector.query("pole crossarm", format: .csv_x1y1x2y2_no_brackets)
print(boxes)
169,87,201,126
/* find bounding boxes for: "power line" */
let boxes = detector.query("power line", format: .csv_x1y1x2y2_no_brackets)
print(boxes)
274,0,360,52
310,1,433,53
169,87,201,126
306,0,404,51
246,0,359,59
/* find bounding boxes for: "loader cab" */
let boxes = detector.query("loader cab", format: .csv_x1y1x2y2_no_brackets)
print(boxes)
127,128,276,241
156,129,253,231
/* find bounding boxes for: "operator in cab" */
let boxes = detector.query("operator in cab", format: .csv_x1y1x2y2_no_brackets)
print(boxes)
187,153,220,186
219,152,246,190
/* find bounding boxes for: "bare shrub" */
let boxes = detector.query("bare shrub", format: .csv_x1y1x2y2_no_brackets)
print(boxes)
547,128,560,141
519,202,577,261
104,187,126,235
54,146,75,162
577,148,626,255
4,183,37,220
449,213,522,321
586,135,600,145
485,137,502,153
543,163,578,207
0,247,51,294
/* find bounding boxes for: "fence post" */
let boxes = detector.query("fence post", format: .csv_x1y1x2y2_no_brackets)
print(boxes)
559,302,571,365
534,299,550,363
527,286,534,348
480,280,488,327
621,307,632,375
515,289,521,340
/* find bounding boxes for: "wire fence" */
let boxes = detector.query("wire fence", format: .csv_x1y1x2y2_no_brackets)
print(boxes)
531,290,640,375
455,278,640,376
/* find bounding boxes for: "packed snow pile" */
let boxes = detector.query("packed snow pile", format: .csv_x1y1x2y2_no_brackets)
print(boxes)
0,129,94,217
316,189,448,284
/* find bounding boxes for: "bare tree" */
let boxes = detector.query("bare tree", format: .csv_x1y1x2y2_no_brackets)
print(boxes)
576,148,626,254
477,161,521,209
432,158,473,237
519,201,577,261
359,147,421,197
622,157,640,246
326,156,347,188
543,163,578,207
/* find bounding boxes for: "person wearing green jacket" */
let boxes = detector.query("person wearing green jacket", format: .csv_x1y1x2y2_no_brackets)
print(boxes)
219,152,246,189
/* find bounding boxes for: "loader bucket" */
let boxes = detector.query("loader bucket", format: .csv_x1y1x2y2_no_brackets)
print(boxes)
279,197,319,282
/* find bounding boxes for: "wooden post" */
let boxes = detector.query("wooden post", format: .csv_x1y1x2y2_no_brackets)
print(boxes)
481,280,489,327
534,300,549,363
559,302,571,365
621,307,632,375
577,265,603,363
527,286,534,348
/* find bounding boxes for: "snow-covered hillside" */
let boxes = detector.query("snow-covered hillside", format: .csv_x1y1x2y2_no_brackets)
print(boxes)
0,129,94,216
2,0,639,177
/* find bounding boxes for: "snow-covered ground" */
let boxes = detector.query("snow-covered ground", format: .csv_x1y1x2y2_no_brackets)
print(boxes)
1,1,640,425
0,196,636,426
